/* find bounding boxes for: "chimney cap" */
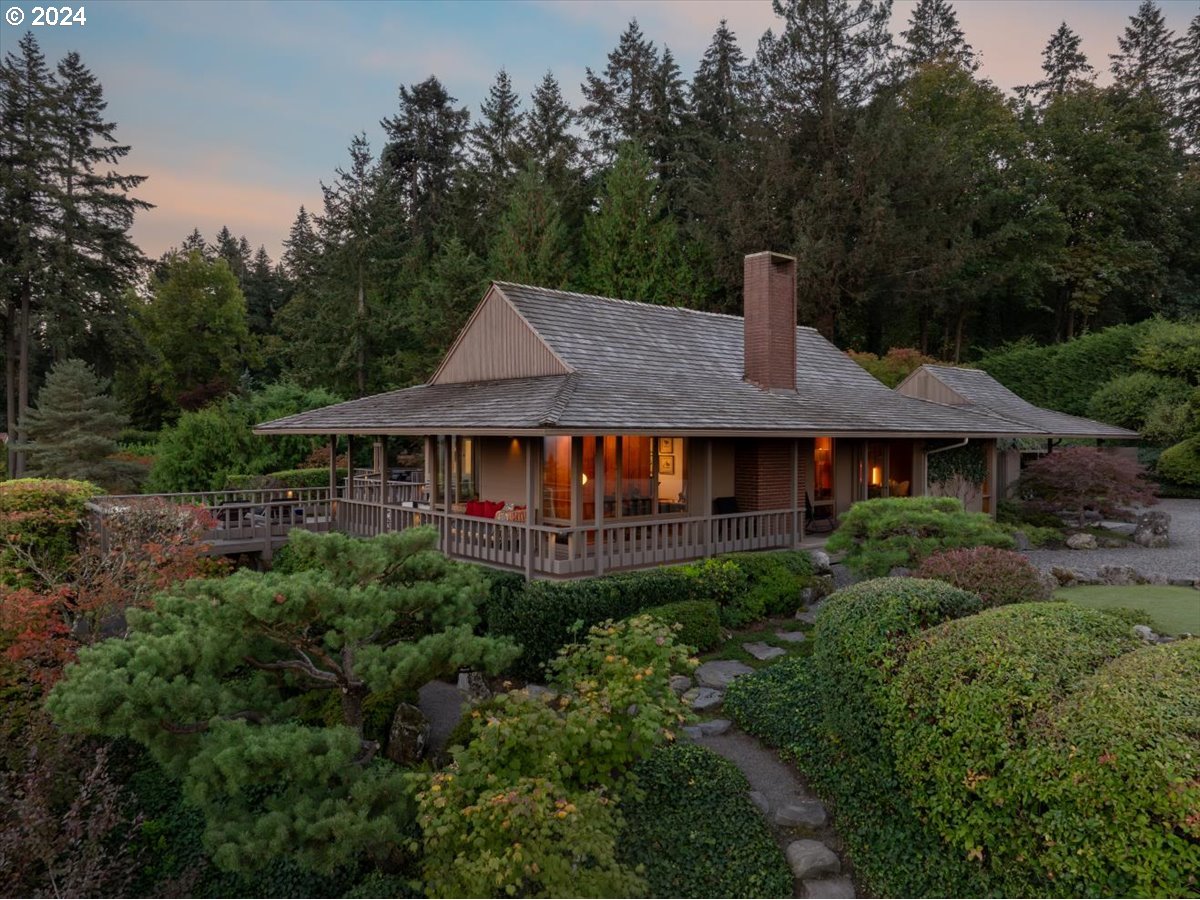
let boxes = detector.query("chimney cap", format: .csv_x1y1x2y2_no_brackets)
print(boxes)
745,250,797,264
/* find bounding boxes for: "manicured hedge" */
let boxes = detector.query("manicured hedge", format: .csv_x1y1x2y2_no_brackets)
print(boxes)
1157,436,1200,487
226,467,348,490
619,742,791,898
826,496,1014,577
644,600,721,652
913,546,1053,608
888,603,1137,893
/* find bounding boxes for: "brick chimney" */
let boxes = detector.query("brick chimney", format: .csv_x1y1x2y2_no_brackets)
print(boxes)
743,251,797,391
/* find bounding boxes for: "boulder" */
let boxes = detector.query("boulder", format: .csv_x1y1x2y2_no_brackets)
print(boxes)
749,790,770,815
774,801,828,829
1065,532,1097,550
786,840,841,880
695,660,755,689
1133,510,1171,548
1050,566,1090,586
669,674,694,695
775,630,808,643
1099,520,1137,536
803,877,857,899
809,550,832,574
385,702,430,766
525,684,559,703
691,718,732,737
795,602,825,625
456,669,491,702
887,566,912,577
743,641,786,661
1097,565,1143,586
682,686,725,712
1011,530,1029,551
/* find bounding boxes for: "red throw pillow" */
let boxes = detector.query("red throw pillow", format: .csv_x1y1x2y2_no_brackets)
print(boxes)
466,500,483,517
485,500,504,519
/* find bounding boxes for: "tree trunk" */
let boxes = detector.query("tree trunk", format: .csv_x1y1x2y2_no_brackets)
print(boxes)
952,307,966,363
4,302,17,476
356,261,366,397
15,281,31,476
340,684,367,736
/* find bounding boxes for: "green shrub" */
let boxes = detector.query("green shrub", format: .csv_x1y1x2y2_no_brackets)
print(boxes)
718,550,816,622
887,603,1137,893
1027,641,1200,897
1157,436,1200,487
644,600,721,652
1133,318,1200,383
225,467,348,490
826,496,1014,577
914,547,1053,607
1085,371,1191,431
619,743,791,898
0,478,100,586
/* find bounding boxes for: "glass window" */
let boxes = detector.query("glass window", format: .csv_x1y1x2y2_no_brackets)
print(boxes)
656,437,687,512
813,437,833,502
542,436,571,521
867,442,886,499
621,436,653,517
457,437,476,499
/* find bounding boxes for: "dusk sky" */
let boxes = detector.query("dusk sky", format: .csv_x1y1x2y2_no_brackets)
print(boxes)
4,0,1196,262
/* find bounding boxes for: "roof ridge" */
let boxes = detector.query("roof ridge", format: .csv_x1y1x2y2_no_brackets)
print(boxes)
540,372,580,426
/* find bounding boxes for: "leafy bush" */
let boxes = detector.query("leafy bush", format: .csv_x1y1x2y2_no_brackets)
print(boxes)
1027,640,1200,897
644,600,721,651
847,347,939,387
225,467,348,490
619,743,791,898
1133,318,1200,383
0,478,99,587
717,550,816,623
888,603,1136,893
148,383,341,492
914,547,1053,607
1156,436,1200,487
1085,371,1192,431
1017,446,1157,526
826,496,1014,577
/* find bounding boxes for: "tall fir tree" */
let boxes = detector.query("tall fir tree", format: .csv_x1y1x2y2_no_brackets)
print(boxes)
580,20,661,164
1110,0,1178,106
692,21,752,146
470,69,524,186
214,225,250,284
243,245,284,336
1019,23,1095,104
1179,12,1200,153
519,71,579,181
487,164,571,288
901,0,978,73
281,206,319,281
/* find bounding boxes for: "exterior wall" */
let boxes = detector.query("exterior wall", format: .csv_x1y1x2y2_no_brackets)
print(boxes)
477,436,530,504
895,368,968,405
711,438,736,506
743,253,797,390
835,442,855,514
734,439,803,511
925,439,994,514
432,288,569,385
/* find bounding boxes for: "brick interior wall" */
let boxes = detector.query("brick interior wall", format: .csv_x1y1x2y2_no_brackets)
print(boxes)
735,439,805,511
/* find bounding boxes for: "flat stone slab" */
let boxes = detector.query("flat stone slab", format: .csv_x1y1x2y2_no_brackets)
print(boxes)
669,674,693,695
774,800,828,829
743,641,786,661
749,790,770,815
682,686,725,711
775,630,808,643
803,877,856,898
684,719,731,740
695,660,755,688
795,603,825,625
786,840,841,880
1099,521,1137,536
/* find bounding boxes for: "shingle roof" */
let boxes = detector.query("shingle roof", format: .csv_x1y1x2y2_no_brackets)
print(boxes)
909,365,1137,439
256,284,1058,437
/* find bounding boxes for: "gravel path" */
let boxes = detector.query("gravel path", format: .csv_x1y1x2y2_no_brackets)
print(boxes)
1022,498,1200,581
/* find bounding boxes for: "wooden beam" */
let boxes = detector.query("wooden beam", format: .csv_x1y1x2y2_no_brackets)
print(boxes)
595,435,605,577
328,435,338,530
524,436,534,581
346,435,354,501
705,438,713,554
791,439,799,549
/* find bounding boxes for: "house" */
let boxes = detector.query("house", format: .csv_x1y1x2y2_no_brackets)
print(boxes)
255,252,1134,578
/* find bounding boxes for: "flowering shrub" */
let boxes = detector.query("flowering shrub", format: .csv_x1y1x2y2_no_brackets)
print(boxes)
0,478,99,586
914,547,1052,607
1016,446,1156,526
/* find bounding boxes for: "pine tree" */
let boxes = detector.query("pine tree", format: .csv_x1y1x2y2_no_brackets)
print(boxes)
470,68,523,186
281,206,319,281
583,142,684,304
17,358,141,489
1020,23,1095,103
519,71,578,180
214,225,250,283
1180,12,1200,153
243,245,283,335
488,164,571,288
1110,0,1177,105
47,528,519,876
649,45,694,199
380,76,469,247
901,0,978,73
692,20,752,146
180,227,209,256
580,19,661,163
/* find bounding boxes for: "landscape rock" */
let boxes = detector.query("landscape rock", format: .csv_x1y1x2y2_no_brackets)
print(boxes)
524,683,558,703
786,840,841,880
695,660,755,689
385,702,430,766
775,630,808,643
692,718,732,737
457,669,492,702
887,566,912,577
669,674,694,695
1011,530,1029,551
809,550,832,573
749,790,770,815
795,602,825,625
743,641,786,661
1050,566,1092,586
1066,532,1097,550
1133,511,1171,548
1099,520,1137,537
682,686,725,711
798,587,815,606
803,877,857,898
1097,564,1143,586
774,801,828,829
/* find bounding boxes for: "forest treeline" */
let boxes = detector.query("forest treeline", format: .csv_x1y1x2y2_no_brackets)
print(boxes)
3,0,1199,458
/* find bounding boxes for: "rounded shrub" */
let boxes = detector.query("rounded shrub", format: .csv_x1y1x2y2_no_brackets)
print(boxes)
1085,371,1191,431
1028,640,1200,897
1157,436,1200,487
619,742,792,898
718,550,817,620
914,546,1053,608
644,600,721,652
0,478,100,586
887,603,1137,892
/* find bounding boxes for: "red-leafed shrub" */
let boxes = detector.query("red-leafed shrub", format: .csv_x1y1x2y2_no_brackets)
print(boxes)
914,547,1052,608
1016,447,1156,526
0,478,100,587
847,348,940,388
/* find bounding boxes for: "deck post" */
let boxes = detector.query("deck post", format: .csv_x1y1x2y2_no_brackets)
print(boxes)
346,435,354,501
524,436,534,581
442,436,452,551
328,434,337,529
594,435,605,577
705,438,713,554
791,439,800,549
375,439,386,532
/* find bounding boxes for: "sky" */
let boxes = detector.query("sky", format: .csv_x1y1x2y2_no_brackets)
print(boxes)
2,0,1196,262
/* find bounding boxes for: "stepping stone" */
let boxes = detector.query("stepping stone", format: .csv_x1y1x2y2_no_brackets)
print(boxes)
682,686,725,711
774,800,828,829
524,684,558,702
786,840,841,880
803,877,856,899
695,660,755,688
743,641,786,661
669,674,693,695
694,718,731,736
795,603,825,625
749,790,770,815
775,630,807,643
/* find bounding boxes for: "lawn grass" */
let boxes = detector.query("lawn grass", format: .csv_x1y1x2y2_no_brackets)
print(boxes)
700,616,814,668
1057,585,1200,635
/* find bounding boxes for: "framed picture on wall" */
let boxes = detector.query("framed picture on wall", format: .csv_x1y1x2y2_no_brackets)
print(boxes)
658,437,674,454
660,454,676,475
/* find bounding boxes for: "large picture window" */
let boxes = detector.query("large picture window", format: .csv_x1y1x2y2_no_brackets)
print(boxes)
542,436,571,521
579,435,687,521
813,437,833,503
